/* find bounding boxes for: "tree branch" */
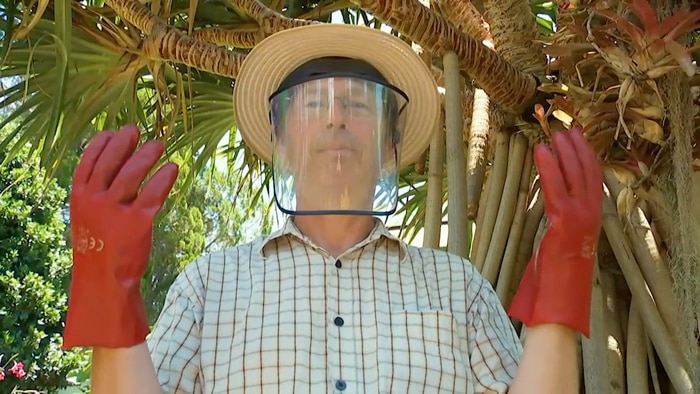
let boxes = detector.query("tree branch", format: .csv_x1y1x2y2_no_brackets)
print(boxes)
190,0,352,49
106,0,245,78
349,0,539,114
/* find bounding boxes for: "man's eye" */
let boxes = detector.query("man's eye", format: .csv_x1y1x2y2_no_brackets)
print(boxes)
350,101,370,109
305,101,322,107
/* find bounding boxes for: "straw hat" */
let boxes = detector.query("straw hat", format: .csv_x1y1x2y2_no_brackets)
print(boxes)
233,23,441,169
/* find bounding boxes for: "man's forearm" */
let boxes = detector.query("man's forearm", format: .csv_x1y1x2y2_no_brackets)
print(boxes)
509,324,579,394
91,342,163,394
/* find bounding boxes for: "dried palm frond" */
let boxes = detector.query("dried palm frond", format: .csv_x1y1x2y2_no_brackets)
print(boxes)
535,0,699,187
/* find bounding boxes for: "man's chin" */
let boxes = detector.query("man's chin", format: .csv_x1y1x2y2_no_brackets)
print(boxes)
293,161,379,185
318,148,356,157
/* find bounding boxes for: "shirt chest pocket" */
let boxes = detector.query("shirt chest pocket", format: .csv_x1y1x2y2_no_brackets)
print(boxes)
377,310,472,394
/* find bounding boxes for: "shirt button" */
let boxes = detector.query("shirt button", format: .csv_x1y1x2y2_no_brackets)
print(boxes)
335,260,342,268
335,379,347,391
334,316,344,326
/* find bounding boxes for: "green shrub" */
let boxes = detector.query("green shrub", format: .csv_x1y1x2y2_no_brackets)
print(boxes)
0,155,82,393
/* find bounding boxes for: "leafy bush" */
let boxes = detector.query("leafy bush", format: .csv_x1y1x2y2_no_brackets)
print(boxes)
0,154,82,393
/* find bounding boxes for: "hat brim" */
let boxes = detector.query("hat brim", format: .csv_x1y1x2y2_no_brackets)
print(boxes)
233,23,441,169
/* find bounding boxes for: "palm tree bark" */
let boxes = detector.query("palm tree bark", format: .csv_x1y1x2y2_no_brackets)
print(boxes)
230,0,317,34
191,28,264,48
482,0,546,76
103,0,160,34
192,0,316,48
432,0,491,43
106,0,245,78
190,0,350,48
482,0,547,143
349,0,538,114
107,0,540,114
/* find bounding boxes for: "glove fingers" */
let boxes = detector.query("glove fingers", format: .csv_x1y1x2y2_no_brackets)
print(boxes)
534,144,567,214
552,131,585,197
133,162,179,214
569,128,603,203
73,132,112,186
109,141,166,204
87,125,140,193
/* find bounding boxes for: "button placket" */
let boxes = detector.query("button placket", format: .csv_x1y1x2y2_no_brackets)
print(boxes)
326,256,344,392
331,256,356,391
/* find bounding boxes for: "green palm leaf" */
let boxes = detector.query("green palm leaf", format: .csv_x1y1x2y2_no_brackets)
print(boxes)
0,0,451,242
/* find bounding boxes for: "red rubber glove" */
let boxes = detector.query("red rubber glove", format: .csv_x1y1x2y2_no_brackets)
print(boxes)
507,127,603,338
62,125,178,349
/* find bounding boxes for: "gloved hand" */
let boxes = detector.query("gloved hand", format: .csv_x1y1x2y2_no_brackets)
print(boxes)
507,127,603,338
62,125,178,349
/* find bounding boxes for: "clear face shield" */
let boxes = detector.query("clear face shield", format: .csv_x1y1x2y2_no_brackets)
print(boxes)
269,77,408,216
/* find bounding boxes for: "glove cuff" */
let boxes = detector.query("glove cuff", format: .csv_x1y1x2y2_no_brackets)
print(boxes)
507,256,537,324
508,255,594,338
62,277,149,349
529,261,594,337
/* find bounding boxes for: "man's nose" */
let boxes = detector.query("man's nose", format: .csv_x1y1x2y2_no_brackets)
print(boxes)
326,99,347,129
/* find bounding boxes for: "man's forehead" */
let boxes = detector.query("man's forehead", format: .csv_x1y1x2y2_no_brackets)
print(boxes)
299,78,378,94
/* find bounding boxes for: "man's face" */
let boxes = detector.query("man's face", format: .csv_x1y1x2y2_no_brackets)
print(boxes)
274,77,396,189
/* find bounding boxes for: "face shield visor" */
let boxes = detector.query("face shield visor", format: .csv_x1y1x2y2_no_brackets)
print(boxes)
269,77,408,216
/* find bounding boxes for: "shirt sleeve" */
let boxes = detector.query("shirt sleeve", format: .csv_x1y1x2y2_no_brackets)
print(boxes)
147,268,204,394
467,278,523,394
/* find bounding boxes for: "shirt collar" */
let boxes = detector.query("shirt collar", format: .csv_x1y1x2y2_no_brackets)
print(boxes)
258,216,408,262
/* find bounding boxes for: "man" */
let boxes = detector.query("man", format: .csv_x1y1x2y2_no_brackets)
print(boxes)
62,23,603,393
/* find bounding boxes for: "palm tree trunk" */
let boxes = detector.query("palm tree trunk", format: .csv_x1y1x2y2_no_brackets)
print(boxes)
601,188,694,392
600,269,626,394
656,69,700,389
418,0,444,248
651,0,700,386
430,0,495,222
626,301,650,393
423,114,445,249
494,141,532,302
582,264,610,394
444,50,470,258
603,169,681,341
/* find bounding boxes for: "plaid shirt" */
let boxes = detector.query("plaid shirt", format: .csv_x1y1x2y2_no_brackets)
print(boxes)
147,217,522,393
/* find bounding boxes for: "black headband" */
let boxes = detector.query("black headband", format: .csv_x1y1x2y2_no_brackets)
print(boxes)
269,56,406,101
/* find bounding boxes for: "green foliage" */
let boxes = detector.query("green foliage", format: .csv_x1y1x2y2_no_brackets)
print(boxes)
530,0,558,35
143,183,207,325
143,154,274,325
0,116,272,392
0,152,83,393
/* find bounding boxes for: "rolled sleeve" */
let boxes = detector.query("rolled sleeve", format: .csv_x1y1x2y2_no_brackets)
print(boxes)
467,279,523,394
147,272,203,393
